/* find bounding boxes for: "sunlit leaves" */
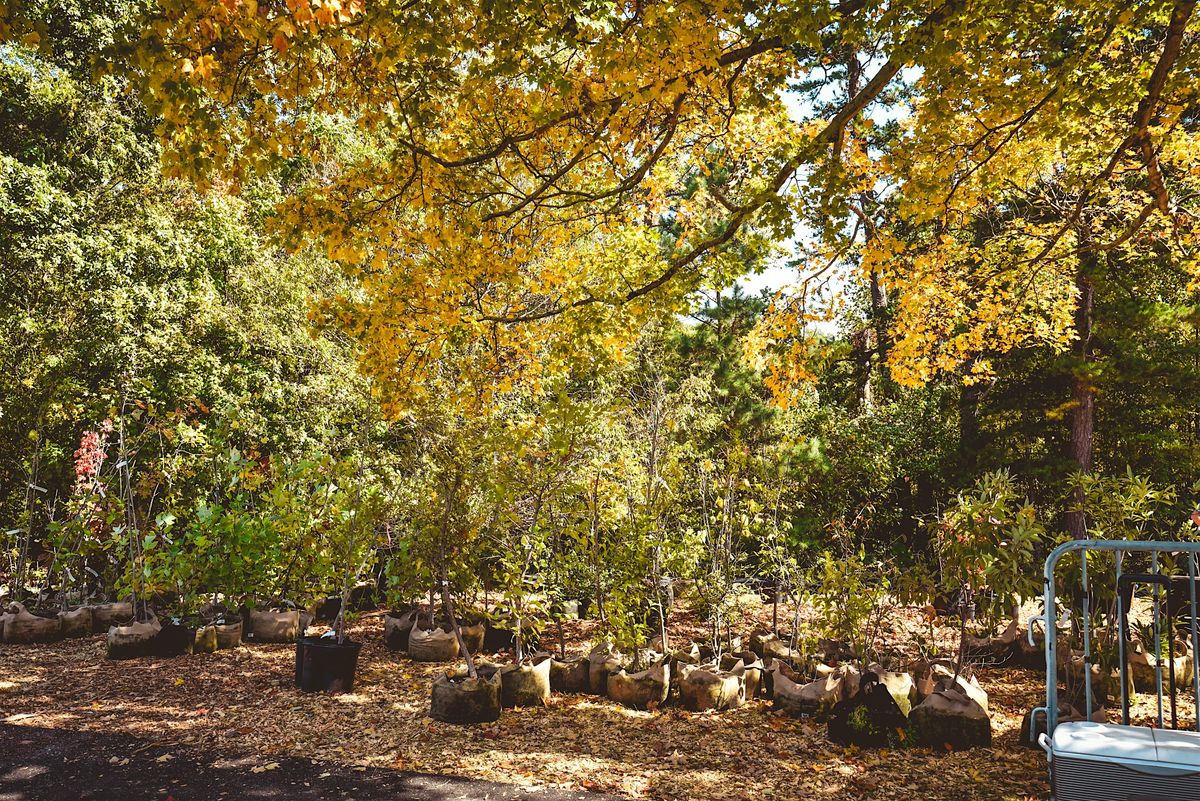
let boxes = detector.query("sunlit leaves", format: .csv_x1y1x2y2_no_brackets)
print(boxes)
6,0,1195,408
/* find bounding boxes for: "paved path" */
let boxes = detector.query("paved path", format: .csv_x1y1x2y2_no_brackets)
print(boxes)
0,724,617,801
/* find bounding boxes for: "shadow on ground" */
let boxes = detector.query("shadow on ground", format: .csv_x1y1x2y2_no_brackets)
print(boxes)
0,723,616,801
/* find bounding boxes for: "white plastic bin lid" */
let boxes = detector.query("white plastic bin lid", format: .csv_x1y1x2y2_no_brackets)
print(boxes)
1151,728,1200,767
1054,721,1200,769
1052,722,1158,762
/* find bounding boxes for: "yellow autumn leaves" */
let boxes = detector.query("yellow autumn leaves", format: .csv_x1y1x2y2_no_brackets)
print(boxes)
6,0,1195,413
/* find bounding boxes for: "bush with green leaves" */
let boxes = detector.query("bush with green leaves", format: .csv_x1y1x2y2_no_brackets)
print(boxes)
114,446,394,630
1065,468,1191,542
931,470,1047,625
806,537,897,663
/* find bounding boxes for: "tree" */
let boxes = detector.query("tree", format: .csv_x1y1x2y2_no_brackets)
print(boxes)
677,289,781,646
0,36,366,604
6,1,1189,413
855,5,1198,535
484,386,593,661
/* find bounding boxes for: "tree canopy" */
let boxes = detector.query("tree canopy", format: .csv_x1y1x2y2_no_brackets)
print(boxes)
4,0,1191,411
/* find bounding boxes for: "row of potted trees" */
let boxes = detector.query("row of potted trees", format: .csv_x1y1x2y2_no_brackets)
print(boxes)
410,626,992,753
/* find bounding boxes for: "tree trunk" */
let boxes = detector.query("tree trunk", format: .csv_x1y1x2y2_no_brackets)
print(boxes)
440,559,475,678
845,50,889,411
953,600,968,683
657,588,668,656
789,595,802,653
515,609,524,663
958,367,983,476
854,327,875,412
869,268,889,396
438,472,476,678
1065,269,1096,539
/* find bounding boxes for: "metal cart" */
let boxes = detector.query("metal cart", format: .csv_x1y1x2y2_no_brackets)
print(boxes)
1032,540,1200,800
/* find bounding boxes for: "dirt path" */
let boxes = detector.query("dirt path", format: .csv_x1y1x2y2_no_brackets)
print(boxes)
0,723,617,801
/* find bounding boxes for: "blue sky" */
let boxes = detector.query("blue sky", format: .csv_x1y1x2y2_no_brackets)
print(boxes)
709,66,918,327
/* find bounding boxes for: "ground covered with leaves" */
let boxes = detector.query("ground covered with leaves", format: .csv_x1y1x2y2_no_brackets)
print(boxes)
0,606,1064,801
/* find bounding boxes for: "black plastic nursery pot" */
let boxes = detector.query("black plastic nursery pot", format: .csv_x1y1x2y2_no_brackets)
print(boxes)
295,637,305,685
153,621,198,657
296,636,363,694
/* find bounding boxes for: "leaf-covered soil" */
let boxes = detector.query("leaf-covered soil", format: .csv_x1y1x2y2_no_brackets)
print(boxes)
0,721,619,801
5,603,1171,801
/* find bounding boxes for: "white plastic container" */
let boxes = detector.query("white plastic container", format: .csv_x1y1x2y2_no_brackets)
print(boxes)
1047,721,1200,800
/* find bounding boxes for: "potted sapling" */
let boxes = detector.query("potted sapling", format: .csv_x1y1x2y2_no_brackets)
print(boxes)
106,410,165,660
381,548,428,652
296,455,383,694
495,529,552,708
490,410,579,706
426,462,501,724
142,512,212,657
